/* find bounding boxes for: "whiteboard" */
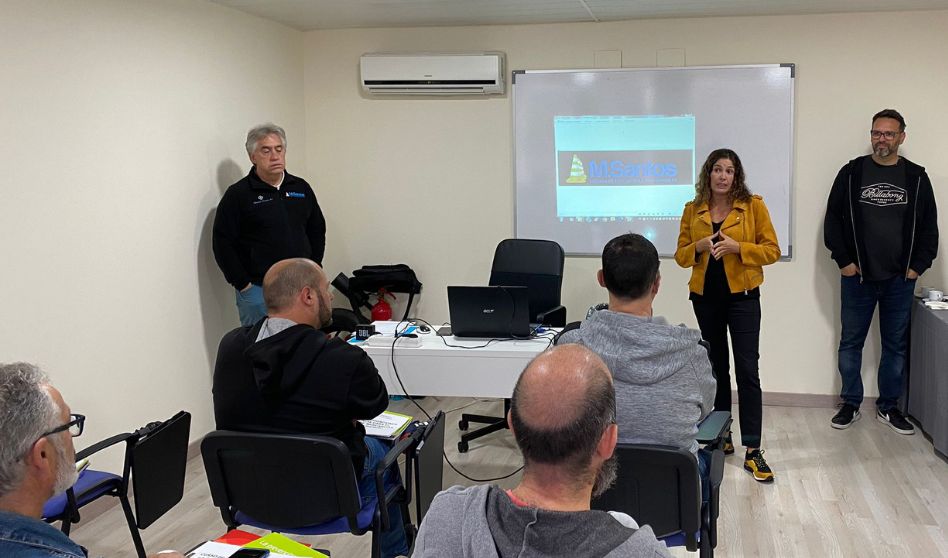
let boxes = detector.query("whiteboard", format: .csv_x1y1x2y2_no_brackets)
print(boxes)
513,64,794,258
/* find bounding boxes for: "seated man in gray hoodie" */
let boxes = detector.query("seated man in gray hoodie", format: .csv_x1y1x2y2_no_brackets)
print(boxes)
412,344,670,558
557,233,716,493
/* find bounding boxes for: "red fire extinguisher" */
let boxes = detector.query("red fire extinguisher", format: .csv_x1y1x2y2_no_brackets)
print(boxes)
371,288,395,321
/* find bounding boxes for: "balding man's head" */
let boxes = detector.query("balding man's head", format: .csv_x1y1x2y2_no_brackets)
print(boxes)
262,258,332,328
510,344,616,476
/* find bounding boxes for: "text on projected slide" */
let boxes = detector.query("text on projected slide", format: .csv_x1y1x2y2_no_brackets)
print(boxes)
554,115,695,220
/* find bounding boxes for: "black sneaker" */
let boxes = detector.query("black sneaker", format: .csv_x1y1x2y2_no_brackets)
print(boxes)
744,449,775,482
722,431,735,455
831,404,861,429
877,408,915,435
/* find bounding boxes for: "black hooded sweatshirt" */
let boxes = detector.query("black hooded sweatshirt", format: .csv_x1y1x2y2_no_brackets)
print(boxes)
212,320,389,472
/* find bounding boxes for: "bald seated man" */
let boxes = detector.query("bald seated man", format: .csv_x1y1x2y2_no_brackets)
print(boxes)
0,363,184,558
412,345,671,558
212,258,407,558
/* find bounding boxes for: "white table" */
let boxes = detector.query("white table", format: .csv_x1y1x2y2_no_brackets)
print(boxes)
359,332,555,398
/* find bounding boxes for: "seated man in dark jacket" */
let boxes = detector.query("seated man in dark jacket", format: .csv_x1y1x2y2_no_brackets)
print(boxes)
213,258,407,558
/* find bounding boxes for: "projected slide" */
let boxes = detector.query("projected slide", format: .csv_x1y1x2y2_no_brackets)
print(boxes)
513,65,794,257
553,115,695,220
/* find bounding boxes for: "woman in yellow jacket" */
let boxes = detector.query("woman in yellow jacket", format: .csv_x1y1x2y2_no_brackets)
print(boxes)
676,148,780,483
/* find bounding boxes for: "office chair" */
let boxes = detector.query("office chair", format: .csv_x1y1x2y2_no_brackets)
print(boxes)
457,238,565,453
42,411,191,558
591,442,726,558
202,431,416,558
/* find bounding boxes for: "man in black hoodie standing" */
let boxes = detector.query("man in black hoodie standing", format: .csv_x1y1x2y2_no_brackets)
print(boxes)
212,258,408,558
824,109,938,435
213,124,327,327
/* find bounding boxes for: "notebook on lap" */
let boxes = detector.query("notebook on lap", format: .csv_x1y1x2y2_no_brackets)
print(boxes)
446,286,531,338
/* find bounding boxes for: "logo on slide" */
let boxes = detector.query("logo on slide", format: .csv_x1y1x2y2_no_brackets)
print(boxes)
565,155,587,184
558,150,693,186
860,183,906,207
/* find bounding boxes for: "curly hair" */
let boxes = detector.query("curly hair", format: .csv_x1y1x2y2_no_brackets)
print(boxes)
694,148,753,205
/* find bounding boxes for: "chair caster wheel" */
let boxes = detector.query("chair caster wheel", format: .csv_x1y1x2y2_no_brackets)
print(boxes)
458,441,469,453
458,420,468,431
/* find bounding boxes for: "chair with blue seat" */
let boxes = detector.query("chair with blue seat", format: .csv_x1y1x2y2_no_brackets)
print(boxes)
591,439,726,558
43,411,191,558
201,430,416,558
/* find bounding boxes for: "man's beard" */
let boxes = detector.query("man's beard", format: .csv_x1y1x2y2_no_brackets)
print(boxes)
591,454,618,499
873,143,893,158
51,437,79,496
317,292,333,329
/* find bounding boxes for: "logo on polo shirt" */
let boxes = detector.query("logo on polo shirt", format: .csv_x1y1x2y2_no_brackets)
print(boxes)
860,183,906,207
286,191,305,199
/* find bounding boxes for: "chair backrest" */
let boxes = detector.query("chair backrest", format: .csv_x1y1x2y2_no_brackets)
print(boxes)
591,444,701,539
489,239,564,324
130,410,191,529
201,431,362,530
413,411,446,523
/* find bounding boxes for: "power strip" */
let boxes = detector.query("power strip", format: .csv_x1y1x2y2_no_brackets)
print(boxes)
364,335,423,348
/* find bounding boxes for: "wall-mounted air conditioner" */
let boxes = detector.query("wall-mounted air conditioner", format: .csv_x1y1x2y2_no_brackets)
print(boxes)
360,52,505,96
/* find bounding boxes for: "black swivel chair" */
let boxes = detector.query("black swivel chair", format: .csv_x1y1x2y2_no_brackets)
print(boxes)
457,238,566,453
591,441,726,557
202,431,416,558
42,411,191,558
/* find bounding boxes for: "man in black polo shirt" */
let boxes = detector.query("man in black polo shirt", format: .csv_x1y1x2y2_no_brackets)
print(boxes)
213,123,326,326
824,109,938,434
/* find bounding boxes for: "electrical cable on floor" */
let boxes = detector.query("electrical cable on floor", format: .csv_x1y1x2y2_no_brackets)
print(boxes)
387,318,530,482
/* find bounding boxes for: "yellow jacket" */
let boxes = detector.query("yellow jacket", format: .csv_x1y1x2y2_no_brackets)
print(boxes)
675,195,780,295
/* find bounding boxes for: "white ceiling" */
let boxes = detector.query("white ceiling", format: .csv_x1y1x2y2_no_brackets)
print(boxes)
210,0,948,30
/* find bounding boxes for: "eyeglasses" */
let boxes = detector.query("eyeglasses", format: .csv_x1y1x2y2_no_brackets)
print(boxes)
39,413,86,439
870,130,901,140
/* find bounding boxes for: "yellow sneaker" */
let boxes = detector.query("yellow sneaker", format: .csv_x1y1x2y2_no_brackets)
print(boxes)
744,449,774,483
722,432,735,455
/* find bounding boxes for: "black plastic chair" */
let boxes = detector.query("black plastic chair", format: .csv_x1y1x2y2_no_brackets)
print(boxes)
201,431,416,558
458,238,565,452
403,412,445,526
42,411,191,558
591,442,725,557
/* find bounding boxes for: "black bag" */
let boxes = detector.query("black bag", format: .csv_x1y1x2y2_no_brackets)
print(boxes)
349,264,422,321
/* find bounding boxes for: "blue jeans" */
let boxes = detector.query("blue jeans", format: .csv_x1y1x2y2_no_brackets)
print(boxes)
361,437,409,558
235,284,267,327
838,275,916,411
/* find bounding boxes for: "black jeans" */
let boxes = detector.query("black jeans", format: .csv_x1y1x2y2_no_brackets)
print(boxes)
692,295,762,448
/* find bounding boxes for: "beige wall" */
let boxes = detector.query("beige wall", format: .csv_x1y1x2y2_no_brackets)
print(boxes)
1,0,305,470
304,10,947,399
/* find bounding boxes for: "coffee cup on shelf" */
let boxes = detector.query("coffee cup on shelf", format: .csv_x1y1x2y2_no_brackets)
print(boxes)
927,290,944,302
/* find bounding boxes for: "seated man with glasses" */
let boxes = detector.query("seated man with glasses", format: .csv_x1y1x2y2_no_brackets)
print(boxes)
0,362,184,558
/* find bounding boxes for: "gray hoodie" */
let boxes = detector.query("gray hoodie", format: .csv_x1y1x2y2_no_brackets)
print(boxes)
558,310,716,455
412,485,672,558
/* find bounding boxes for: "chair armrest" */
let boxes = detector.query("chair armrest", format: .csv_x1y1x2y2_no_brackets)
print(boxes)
76,432,134,461
708,448,725,520
373,433,420,530
696,411,732,446
536,305,566,327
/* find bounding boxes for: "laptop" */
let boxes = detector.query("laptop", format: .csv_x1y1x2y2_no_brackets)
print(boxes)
446,286,531,338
